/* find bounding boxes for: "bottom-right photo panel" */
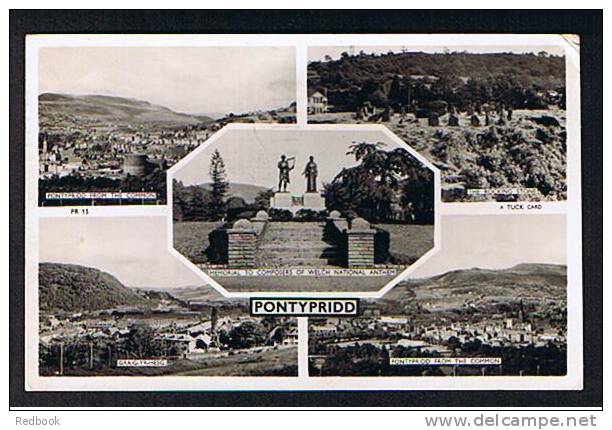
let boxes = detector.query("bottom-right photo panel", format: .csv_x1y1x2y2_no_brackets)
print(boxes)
309,214,567,377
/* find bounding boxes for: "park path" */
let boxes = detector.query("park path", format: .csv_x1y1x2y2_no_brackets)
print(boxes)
256,222,341,267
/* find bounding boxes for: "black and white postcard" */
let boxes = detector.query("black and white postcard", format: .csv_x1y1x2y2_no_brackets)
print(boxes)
23,33,584,392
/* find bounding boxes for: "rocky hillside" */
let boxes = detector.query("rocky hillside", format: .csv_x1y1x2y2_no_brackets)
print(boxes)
39,263,148,312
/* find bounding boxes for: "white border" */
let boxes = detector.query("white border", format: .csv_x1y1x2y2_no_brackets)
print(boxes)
25,33,582,392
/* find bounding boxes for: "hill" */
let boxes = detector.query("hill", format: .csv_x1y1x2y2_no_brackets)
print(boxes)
157,286,248,316
39,262,148,312
173,180,271,222
310,51,565,88
39,93,212,129
167,285,245,304
380,263,566,310
309,51,565,111
199,182,270,204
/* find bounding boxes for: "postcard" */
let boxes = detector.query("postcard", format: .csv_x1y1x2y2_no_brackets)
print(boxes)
24,33,582,391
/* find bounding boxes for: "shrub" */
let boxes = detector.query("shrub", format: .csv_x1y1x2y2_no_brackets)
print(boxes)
268,208,293,221
294,209,328,222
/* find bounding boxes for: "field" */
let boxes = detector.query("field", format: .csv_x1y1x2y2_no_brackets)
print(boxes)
175,346,297,376
57,345,297,377
173,221,224,264
375,224,434,264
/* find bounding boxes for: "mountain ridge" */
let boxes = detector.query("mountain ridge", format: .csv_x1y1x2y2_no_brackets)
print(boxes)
381,263,566,306
39,262,149,312
39,92,213,128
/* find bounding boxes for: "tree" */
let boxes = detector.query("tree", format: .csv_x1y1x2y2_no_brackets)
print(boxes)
222,322,268,349
401,165,435,224
210,307,218,335
124,324,161,358
325,141,434,223
367,89,389,108
209,149,229,221
253,188,275,211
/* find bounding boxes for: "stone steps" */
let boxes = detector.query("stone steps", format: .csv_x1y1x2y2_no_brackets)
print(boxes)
258,243,333,251
265,228,326,234
256,221,341,267
266,223,325,228
256,257,335,266
259,249,338,258
261,235,326,242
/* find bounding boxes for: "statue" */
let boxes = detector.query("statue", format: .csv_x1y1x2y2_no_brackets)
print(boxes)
303,156,318,193
277,154,295,192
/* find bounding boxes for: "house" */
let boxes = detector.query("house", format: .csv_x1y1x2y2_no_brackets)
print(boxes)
310,323,338,337
266,325,299,346
308,90,328,114
282,327,299,345
379,316,409,327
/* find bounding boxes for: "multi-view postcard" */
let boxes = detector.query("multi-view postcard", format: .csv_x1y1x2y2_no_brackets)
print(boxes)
24,34,582,391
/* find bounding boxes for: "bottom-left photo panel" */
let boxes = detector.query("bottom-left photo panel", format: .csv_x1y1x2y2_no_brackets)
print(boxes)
35,216,298,377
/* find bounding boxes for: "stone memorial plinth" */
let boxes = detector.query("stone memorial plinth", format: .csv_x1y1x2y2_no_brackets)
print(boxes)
303,192,326,211
270,192,293,210
271,191,326,214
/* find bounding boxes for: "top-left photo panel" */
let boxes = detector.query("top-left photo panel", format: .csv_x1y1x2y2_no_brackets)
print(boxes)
35,45,297,206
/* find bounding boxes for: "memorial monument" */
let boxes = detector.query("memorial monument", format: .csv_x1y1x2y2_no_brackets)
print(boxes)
303,156,318,192
270,155,325,212
277,154,295,192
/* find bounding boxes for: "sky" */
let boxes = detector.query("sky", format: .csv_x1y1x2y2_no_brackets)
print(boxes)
410,214,566,278
39,216,204,289
38,47,296,117
39,214,566,290
308,45,565,62
174,128,406,195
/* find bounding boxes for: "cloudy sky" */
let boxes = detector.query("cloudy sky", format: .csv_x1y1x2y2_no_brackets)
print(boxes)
174,128,405,195
308,45,565,62
39,47,295,117
39,214,565,290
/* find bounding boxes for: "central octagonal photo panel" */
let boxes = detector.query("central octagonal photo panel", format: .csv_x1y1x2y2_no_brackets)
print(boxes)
170,125,439,293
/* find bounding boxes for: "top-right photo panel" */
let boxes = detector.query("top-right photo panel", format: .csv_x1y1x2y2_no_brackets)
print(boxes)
307,45,567,203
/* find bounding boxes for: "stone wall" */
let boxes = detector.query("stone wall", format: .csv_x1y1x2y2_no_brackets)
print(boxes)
326,213,376,268
347,218,375,267
324,211,348,267
227,219,257,268
250,210,269,238
225,213,270,268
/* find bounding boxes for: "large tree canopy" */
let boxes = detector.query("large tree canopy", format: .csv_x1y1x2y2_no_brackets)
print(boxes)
324,141,434,224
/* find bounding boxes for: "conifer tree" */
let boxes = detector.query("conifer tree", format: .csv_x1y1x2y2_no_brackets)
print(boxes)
209,149,229,221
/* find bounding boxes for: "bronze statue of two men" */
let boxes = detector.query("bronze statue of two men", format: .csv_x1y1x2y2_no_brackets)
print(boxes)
277,155,318,193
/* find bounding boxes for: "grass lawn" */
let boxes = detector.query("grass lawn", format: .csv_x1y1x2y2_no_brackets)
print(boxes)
175,346,297,376
215,274,397,293
173,221,224,264
374,224,434,265
173,221,433,292
58,346,297,377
